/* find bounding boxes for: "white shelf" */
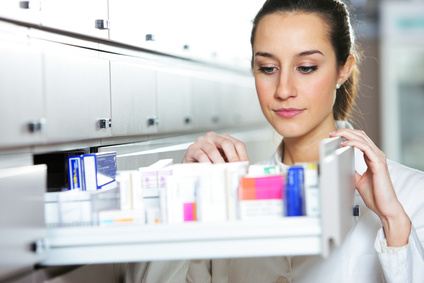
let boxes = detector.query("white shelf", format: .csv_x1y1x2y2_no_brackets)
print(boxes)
43,217,321,265
42,137,355,266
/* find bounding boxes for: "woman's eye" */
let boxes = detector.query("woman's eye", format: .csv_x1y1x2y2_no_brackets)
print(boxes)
258,67,277,74
298,66,318,74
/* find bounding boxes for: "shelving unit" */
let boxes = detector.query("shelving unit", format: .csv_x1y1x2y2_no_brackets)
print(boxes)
40,137,355,266
43,218,322,265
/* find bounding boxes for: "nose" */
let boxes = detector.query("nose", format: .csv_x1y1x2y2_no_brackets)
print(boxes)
275,71,297,100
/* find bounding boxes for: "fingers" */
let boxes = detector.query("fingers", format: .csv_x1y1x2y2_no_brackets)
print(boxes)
182,143,215,163
183,135,225,163
330,129,387,170
221,134,249,162
182,132,249,164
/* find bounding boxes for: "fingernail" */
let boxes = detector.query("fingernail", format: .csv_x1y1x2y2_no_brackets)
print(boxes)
330,131,337,136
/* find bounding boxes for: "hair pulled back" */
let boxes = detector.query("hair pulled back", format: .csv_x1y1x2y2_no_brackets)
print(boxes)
251,0,361,121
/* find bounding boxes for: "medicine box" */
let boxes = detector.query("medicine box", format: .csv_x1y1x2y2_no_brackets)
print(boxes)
68,152,117,191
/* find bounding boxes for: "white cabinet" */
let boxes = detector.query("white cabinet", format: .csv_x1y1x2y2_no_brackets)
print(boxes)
186,0,259,70
107,0,258,67
108,0,205,60
40,41,112,142
40,0,109,39
0,25,45,147
192,68,263,131
108,0,159,52
216,73,263,127
153,0,195,59
192,75,223,130
156,64,194,133
0,0,41,25
109,56,158,137
0,165,46,281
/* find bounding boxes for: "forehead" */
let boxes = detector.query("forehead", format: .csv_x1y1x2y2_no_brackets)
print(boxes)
253,12,333,56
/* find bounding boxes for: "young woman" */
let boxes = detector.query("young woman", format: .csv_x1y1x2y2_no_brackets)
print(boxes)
181,0,424,282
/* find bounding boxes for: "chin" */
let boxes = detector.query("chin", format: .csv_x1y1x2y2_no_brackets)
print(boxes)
272,123,308,139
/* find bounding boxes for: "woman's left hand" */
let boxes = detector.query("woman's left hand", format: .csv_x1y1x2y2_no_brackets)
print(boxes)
330,129,411,247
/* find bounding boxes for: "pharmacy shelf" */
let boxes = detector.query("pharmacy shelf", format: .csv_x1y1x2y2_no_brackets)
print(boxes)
42,217,321,266
42,137,355,266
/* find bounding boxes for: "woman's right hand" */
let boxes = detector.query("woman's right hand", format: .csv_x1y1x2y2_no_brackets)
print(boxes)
182,132,249,163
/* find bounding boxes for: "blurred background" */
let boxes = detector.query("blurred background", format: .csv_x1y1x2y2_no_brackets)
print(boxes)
349,0,424,171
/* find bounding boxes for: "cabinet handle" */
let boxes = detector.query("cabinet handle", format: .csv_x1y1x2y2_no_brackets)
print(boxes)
212,115,220,124
147,117,159,127
30,238,47,254
19,1,30,9
95,19,110,30
99,118,112,129
145,34,155,42
28,118,46,133
184,116,192,125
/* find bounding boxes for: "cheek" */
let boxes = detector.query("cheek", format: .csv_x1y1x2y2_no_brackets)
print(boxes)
254,78,270,107
305,74,336,108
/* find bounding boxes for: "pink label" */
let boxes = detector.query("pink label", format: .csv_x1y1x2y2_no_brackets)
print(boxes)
183,203,195,221
255,176,283,199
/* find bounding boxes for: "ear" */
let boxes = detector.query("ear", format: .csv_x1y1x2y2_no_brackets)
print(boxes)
337,54,356,85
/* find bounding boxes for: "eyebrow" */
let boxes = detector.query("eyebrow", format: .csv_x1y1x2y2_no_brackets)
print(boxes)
255,52,275,59
296,50,324,57
254,50,324,59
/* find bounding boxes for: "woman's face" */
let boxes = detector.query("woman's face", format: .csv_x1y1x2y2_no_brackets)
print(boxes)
253,12,343,139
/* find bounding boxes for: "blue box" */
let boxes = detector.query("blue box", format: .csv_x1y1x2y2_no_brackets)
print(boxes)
68,152,117,191
68,156,83,190
285,166,305,216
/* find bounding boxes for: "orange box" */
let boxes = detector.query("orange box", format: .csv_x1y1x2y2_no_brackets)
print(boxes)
239,177,256,200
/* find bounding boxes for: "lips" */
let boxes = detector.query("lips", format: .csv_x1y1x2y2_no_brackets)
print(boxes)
274,108,305,118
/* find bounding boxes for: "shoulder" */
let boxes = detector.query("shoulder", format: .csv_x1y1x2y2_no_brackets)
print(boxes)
387,159,424,217
387,159,424,187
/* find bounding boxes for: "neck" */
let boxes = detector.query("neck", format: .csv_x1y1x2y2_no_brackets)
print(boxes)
282,118,338,165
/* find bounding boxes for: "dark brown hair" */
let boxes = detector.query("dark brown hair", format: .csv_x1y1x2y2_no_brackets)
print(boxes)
251,0,361,121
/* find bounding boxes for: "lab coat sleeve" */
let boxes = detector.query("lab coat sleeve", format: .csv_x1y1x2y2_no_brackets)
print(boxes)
374,226,424,283
374,160,424,283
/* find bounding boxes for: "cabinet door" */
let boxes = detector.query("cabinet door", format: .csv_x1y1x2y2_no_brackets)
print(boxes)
223,73,263,127
0,26,44,148
0,0,41,25
108,0,158,51
41,41,111,142
156,65,193,133
192,75,222,131
192,69,262,131
181,1,220,63
0,165,46,281
232,76,263,125
153,0,193,58
41,0,108,39
110,58,158,137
